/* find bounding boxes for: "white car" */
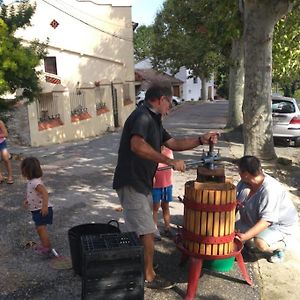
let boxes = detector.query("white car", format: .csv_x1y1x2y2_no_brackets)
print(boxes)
136,90,183,106
272,95,300,147
136,90,146,106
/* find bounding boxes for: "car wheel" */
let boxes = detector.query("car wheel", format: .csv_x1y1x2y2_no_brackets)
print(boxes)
137,100,144,107
273,137,290,147
295,137,300,147
172,100,178,106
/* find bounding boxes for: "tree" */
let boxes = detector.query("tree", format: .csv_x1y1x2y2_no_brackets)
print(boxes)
133,25,154,62
188,0,244,128
0,1,46,102
151,0,225,101
273,4,300,96
242,0,295,159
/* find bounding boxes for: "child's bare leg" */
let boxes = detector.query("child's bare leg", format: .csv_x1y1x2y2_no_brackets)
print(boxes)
152,202,160,227
2,150,13,181
0,152,4,181
36,225,51,248
161,201,171,231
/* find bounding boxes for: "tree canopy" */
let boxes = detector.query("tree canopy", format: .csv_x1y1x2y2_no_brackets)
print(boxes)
0,0,46,102
273,3,300,96
150,0,224,80
133,25,154,62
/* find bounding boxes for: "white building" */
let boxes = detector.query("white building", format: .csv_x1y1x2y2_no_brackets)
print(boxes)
9,0,136,146
135,58,214,101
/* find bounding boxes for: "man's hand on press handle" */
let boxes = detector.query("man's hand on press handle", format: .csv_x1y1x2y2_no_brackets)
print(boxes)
200,132,220,145
166,158,186,172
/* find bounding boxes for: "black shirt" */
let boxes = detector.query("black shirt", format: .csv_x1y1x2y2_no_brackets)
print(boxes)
113,104,172,195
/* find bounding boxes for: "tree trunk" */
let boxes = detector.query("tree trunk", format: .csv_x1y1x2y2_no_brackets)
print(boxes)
200,76,208,101
243,0,291,159
227,38,244,128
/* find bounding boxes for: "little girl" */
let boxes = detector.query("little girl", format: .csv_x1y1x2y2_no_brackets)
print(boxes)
0,119,13,184
21,157,53,255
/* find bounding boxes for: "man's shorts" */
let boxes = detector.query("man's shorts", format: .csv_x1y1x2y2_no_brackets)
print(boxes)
152,185,173,204
235,220,286,247
116,186,156,236
31,207,53,227
0,140,7,151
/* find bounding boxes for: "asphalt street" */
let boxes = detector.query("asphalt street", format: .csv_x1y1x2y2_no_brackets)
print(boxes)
0,100,265,299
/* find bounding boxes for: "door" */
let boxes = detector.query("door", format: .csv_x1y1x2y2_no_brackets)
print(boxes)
111,83,119,128
173,85,180,97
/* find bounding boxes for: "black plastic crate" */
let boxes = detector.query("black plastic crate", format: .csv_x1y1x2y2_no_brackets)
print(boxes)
80,232,144,300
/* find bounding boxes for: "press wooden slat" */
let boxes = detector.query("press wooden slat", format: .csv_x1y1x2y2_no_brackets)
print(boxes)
206,190,215,255
193,188,202,254
218,190,227,255
184,182,190,249
212,190,221,255
190,185,197,253
224,190,232,254
200,189,208,255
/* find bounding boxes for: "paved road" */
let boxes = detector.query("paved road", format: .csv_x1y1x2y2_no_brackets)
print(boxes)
1,100,261,300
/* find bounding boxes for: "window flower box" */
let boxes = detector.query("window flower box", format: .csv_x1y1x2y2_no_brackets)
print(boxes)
38,118,64,131
71,112,92,122
96,107,110,115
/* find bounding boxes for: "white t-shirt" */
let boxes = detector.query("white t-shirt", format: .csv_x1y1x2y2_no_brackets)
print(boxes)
237,174,298,235
26,178,52,211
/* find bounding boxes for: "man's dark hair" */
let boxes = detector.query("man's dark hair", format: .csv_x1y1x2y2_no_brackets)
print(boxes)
145,83,172,102
21,157,43,179
237,155,262,176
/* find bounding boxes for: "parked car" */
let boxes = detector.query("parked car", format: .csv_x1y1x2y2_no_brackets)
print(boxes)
136,90,146,106
272,95,300,147
136,90,183,106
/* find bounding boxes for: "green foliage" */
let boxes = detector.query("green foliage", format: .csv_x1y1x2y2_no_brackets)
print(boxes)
215,65,229,98
273,4,300,86
151,0,226,79
294,88,300,100
133,25,154,62
0,1,47,102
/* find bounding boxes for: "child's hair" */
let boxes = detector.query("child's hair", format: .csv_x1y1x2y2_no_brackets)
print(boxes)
21,157,43,179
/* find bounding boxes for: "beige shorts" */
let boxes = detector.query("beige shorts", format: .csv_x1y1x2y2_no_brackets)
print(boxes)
116,185,156,236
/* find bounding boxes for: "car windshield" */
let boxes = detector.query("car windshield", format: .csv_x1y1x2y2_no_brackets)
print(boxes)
272,100,295,114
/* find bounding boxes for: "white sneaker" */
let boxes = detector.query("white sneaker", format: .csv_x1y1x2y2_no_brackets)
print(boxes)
268,250,285,263
154,229,161,241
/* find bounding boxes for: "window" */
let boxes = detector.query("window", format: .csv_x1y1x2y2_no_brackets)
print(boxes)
272,100,295,114
193,77,198,84
44,57,57,75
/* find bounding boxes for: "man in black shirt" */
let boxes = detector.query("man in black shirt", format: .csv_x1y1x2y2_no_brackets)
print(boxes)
113,84,219,289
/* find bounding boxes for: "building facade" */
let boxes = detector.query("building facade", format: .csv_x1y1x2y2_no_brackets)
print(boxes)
14,0,135,146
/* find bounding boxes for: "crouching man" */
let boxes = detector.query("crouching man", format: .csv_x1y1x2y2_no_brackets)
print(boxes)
235,155,298,263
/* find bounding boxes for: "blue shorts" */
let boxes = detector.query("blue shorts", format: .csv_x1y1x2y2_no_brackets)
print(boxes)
31,207,53,227
0,140,7,151
152,185,173,204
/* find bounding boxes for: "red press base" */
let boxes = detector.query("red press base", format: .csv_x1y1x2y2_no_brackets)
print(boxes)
176,238,253,300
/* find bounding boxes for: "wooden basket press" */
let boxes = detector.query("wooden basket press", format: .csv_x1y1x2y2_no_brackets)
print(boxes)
183,180,237,256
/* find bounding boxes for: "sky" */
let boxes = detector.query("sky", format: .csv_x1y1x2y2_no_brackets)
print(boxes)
2,0,165,27
131,0,165,26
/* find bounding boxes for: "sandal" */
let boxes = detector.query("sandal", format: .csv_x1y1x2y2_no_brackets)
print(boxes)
145,275,175,290
34,245,51,256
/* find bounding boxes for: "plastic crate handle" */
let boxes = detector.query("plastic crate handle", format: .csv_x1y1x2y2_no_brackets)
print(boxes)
107,219,120,229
